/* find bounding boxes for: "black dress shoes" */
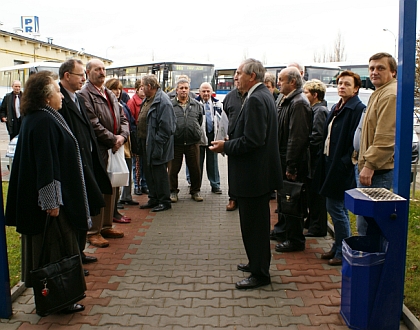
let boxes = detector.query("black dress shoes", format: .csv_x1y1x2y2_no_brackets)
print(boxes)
237,263,251,272
61,303,85,314
235,276,271,290
275,240,305,252
83,269,89,276
151,203,171,212
134,187,142,195
141,187,149,194
140,201,159,209
82,255,97,264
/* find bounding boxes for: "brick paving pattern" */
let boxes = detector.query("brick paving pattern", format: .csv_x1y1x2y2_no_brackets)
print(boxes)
0,157,409,329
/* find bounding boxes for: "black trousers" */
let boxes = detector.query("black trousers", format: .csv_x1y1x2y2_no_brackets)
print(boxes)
306,178,327,236
141,138,171,205
237,193,271,281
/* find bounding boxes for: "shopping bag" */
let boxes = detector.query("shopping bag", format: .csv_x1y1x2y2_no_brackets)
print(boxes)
107,147,129,187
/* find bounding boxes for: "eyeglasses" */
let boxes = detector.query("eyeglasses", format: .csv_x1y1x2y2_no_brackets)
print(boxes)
68,72,85,78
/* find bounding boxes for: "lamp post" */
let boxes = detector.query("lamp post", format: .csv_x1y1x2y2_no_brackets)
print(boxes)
106,46,115,59
383,28,397,58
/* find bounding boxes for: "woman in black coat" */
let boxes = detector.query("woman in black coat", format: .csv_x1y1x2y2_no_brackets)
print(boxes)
6,71,89,314
314,71,365,266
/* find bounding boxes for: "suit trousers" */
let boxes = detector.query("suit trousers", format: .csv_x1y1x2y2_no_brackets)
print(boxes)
237,193,271,281
88,188,116,235
168,144,201,194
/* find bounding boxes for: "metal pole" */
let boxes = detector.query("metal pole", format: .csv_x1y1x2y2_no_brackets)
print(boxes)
0,173,12,319
393,0,417,200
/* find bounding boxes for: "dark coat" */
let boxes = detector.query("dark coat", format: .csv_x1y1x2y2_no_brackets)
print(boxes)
59,83,111,216
277,88,312,179
0,91,22,139
6,108,89,235
146,88,176,165
309,101,329,176
224,83,282,197
315,95,365,198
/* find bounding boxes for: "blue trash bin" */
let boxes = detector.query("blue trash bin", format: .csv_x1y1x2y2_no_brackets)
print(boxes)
341,235,389,330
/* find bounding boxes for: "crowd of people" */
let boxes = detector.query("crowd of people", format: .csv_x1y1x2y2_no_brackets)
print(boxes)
2,51,397,312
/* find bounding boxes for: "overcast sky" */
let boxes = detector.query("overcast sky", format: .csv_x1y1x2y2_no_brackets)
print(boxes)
1,0,417,68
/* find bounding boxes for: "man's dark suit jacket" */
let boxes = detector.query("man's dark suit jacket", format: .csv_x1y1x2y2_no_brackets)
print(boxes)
59,83,112,216
224,83,282,197
0,91,22,139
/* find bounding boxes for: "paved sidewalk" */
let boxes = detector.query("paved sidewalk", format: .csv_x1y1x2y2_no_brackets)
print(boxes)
1,156,410,329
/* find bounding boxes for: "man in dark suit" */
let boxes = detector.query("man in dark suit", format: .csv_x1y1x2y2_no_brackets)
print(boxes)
58,59,112,265
210,58,282,289
0,80,22,140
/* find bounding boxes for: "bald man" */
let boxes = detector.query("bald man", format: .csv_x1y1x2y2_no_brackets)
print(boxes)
196,82,224,194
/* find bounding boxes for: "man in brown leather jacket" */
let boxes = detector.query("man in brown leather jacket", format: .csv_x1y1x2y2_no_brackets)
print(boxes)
79,59,129,248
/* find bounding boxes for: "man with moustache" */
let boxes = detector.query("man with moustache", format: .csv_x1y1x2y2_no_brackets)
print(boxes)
210,58,282,289
79,59,129,248
58,59,112,264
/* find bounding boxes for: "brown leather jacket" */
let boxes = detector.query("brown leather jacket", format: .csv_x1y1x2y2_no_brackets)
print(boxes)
79,81,129,166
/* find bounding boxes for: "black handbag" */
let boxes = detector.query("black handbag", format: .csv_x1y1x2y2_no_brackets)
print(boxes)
30,215,85,317
279,181,307,218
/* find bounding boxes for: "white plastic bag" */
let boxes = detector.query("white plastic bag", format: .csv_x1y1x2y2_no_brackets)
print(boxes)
107,147,129,187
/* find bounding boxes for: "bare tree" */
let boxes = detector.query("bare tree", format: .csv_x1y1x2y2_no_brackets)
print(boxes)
313,31,347,63
333,31,347,62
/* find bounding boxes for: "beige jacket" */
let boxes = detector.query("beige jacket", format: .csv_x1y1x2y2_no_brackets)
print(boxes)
358,78,397,172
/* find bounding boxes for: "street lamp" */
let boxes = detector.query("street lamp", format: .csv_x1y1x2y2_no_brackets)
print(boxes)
383,28,397,58
106,46,115,59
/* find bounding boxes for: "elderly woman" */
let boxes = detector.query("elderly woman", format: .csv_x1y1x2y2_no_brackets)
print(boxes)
314,71,365,266
5,71,89,314
303,79,329,238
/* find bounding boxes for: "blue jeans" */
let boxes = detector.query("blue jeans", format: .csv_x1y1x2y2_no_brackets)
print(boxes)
326,197,351,260
355,165,393,235
200,146,220,189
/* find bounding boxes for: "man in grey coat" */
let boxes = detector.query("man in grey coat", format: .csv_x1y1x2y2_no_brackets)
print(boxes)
138,74,176,212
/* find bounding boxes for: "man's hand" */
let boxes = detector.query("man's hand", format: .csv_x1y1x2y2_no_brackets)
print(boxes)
112,135,125,152
286,171,297,181
359,167,374,186
1,117,7,122
209,140,225,153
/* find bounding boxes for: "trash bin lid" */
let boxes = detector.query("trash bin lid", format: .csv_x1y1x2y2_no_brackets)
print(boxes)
356,188,405,201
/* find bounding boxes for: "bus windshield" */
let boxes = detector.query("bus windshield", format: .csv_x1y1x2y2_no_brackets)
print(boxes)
106,62,215,96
